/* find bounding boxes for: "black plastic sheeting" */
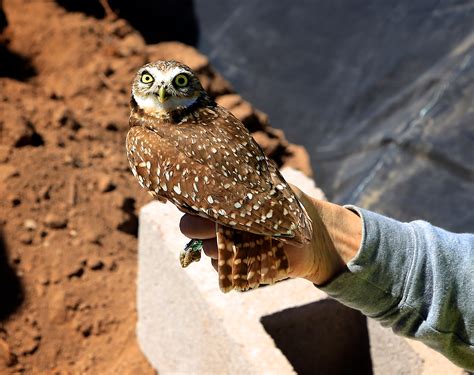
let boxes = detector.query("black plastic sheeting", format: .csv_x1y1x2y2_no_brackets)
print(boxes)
194,0,474,232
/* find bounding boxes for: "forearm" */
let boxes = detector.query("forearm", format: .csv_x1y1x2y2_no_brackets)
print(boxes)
317,206,474,370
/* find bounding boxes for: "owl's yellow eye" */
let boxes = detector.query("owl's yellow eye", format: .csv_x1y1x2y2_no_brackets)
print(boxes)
174,73,189,88
141,72,154,84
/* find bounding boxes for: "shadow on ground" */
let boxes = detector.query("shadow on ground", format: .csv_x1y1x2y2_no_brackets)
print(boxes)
261,299,373,375
56,0,199,45
0,226,24,321
0,45,36,81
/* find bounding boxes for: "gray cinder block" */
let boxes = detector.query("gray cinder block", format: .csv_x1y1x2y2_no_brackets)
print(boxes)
137,168,462,374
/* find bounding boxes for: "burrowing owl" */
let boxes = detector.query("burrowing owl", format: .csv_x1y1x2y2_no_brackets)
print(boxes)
126,60,312,292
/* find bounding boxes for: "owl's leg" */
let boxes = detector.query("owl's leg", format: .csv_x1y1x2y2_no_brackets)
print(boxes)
179,239,202,268
176,203,206,268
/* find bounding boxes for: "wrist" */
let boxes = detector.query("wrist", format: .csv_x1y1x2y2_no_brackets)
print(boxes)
306,199,362,285
321,201,362,264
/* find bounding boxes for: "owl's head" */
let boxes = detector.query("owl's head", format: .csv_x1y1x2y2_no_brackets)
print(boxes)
131,60,206,116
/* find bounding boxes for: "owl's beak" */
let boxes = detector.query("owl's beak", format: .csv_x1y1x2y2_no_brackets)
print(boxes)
158,86,169,103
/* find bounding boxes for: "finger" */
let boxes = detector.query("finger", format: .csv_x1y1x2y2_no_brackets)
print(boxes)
179,214,216,239
202,238,218,259
211,258,218,272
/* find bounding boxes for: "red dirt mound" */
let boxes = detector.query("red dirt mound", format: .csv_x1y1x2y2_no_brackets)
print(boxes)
0,0,311,372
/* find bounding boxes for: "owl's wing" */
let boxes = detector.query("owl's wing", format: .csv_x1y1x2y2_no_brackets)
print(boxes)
128,105,311,245
265,158,313,244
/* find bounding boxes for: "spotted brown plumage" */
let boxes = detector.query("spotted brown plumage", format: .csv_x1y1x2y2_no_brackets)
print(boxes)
126,60,312,292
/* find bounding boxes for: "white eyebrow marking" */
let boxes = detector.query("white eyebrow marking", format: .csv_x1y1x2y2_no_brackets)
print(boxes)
144,66,192,85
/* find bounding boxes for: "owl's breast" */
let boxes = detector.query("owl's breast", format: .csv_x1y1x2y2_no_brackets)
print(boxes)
126,125,218,214
126,126,175,192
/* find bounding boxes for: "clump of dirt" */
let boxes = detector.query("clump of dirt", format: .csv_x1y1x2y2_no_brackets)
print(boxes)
0,0,312,373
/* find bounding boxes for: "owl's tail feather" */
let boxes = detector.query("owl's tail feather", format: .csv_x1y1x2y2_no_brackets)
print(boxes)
246,238,261,289
216,226,234,293
216,225,290,293
230,231,249,291
260,236,278,285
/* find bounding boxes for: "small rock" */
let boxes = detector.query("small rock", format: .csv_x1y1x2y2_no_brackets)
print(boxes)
19,233,33,245
81,324,93,338
54,108,82,131
78,302,91,312
56,135,66,148
104,66,115,77
44,213,68,229
105,122,119,132
24,219,37,231
38,185,51,200
0,165,19,182
0,145,11,163
89,259,104,271
49,91,63,100
97,175,116,193
85,231,103,245
90,149,104,159
67,265,84,279
7,193,21,207
64,154,82,168
11,254,20,265
13,119,44,148
0,338,17,367
21,334,41,355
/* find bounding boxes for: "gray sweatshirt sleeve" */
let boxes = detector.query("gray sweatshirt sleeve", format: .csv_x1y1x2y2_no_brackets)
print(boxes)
319,206,474,370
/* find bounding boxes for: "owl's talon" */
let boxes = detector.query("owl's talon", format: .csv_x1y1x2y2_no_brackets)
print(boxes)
180,239,203,268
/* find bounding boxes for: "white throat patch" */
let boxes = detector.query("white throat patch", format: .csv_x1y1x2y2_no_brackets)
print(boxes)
133,93,197,115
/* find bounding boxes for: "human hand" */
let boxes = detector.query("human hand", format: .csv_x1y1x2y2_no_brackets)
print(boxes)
179,185,362,286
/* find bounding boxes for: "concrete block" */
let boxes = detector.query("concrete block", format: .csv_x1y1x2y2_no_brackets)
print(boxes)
136,168,463,374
